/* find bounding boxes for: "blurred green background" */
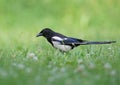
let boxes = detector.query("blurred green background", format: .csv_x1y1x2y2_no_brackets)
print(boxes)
0,0,120,85
0,0,119,48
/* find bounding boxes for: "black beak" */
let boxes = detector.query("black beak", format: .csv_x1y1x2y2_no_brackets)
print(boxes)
36,33,43,37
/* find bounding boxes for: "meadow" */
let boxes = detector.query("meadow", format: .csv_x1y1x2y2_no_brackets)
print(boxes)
0,0,120,85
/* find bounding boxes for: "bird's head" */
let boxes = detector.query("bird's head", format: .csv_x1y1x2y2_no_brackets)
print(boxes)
36,28,54,38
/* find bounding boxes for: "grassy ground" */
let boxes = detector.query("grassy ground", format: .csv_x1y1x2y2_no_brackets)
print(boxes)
0,0,120,85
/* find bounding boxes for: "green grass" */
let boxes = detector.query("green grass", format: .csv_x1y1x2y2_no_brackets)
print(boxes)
0,44,120,85
0,0,120,85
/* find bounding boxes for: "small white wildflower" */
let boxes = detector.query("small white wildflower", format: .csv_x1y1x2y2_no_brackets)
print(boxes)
48,64,52,68
82,71,88,77
33,56,38,61
86,53,90,56
104,63,112,70
75,64,85,72
66,79,72,85
95,75,100,80
51,67,58,74
27,52,38,61
91,51,94,54
0,70,8,77
89,62,95,69
60,67,66,72
35,76,41,83
79,64,85,70
12,62,17,66
17,63,25,69
27,52,36,58
110,70,116,76
48,77,54,82
77,59,83,64
25,68,32,73
108,47,112,50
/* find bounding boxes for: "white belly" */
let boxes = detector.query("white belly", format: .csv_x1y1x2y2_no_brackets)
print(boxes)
52,41,71,52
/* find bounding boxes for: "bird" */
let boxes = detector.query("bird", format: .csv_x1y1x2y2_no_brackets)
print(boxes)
36,28,116,52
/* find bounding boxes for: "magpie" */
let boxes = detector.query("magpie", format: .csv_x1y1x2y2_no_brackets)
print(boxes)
36,28,116,52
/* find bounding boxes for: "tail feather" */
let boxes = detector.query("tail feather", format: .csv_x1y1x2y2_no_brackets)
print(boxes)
80,41,116,45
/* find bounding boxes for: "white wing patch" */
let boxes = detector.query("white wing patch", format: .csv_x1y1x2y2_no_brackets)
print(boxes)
52,36,68,41
52,41,71,52
52,36,63,41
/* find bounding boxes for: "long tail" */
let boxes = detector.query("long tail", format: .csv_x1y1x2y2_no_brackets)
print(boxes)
80,41,116,45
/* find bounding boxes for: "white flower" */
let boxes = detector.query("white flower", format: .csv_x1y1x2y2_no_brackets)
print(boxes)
0,69,8,77
27,52,36,58
17,63,25,69
25,68,32,73
48,77,54,82
77,59,83,64
110,70,116,76
86,53,90,56
50,67,58,74
89,62,95,69
75,64,85,72
108,47,112,50
104,63,112,70
27,52,38,61
60,67,66,72
12,62,17,66
33,56,38,61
